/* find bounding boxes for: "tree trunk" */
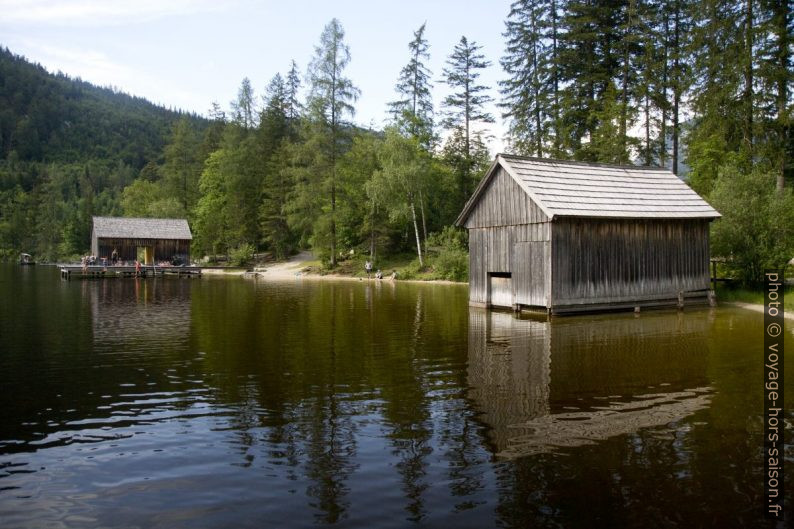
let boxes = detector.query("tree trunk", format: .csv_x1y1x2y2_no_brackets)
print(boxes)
644,90,651,165
660,13,669,168
672,0,680,175
531,5,543,157
330,45,338,268
776,0,789,191
410,199,423,267
620,0,635,163
743,0,754,155
369,199,376,261
551,0,561,154
418,189,428,245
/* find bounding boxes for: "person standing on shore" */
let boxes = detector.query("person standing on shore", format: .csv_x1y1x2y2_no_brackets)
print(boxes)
365,260,372,279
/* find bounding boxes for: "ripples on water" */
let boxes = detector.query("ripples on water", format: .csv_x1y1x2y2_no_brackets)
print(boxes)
0,266,791,528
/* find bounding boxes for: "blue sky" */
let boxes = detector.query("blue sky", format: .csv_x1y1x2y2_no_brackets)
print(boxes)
1,0,513,150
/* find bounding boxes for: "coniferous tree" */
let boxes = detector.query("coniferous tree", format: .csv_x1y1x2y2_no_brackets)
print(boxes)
162,117,202,216
500,0,557,156
231,77,257,130
441,36,493,205
687,0,746,191
259,74,295,258
295,18,359,266
285,60,303,125
389,23,435,147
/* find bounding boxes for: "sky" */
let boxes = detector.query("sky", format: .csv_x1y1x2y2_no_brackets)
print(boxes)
0,0,513,151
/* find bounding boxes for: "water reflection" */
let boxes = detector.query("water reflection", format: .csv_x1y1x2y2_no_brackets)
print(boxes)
467,310,713,458
90,277,192,352
2,266,790,528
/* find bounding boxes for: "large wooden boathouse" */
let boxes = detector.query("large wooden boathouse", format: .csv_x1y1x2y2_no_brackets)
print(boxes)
91,216,192,265
455,155,721,314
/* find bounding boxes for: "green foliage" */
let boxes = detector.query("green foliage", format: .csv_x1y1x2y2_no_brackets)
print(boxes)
426,226,469,282
372,129,432,264
709,164,794,284
121,179,183,218
440,36,494,209
0,47,205,166
587,81,632,163
293,18,360,267
2,3,789,276
229,243,256,266
389,23,435,146
162,117,203,216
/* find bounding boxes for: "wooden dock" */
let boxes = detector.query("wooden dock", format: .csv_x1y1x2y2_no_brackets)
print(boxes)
60,265,203,280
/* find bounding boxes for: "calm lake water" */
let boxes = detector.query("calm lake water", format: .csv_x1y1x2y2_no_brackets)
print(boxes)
0,264,791,528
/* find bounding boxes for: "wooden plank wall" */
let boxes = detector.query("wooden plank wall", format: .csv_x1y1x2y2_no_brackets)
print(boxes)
95,237,191,263
512,241,550,306
467,167,551,306
551,218,711,306
464,167,548,228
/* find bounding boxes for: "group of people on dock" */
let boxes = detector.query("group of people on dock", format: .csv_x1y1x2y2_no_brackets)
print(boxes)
79,248,143,276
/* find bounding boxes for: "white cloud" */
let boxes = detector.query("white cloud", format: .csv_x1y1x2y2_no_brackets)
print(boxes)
0,0,230,26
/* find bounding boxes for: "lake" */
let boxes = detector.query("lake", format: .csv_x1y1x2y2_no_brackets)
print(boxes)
0,264,791,528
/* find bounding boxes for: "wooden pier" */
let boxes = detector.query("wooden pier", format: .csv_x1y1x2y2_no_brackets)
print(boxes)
60,265,203,280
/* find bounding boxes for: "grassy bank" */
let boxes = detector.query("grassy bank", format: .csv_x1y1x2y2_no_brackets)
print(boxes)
716,283,794,312
299,252,468,283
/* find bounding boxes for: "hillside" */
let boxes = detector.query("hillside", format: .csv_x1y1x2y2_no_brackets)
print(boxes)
0,46,206,168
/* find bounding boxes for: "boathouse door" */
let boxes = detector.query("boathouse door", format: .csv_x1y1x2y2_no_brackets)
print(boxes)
137,246,154,265
512,241,550,308
488,272,513,308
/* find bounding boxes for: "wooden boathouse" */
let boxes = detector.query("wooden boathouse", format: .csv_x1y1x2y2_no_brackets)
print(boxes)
455,155,721,314
91,216,192,265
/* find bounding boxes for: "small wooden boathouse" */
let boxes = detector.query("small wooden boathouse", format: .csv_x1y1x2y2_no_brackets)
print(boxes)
455,155,721,314
91,216,192,265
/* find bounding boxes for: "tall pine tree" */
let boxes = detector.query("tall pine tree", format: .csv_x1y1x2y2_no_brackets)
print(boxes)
441,36,494,206
389,23,435,147
296,18,359,266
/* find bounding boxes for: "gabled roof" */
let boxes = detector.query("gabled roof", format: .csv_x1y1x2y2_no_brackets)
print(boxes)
92,216,192,240
456,155,721,225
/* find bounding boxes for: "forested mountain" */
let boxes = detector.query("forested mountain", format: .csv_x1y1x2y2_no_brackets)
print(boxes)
0,47,207,261
0,47,205,167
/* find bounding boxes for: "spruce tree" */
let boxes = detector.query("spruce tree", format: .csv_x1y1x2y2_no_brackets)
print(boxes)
300,18,359,267
389,23,435,147
441,36,493,205
500,0,557,156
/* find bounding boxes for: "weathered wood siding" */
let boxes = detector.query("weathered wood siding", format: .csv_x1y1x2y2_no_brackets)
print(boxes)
464,167,548,228
466,167,551,306
551,218,710,307
94,237,191,263
512,241,551,306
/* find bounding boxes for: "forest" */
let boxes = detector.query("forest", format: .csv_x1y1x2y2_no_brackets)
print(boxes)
0,0,791,283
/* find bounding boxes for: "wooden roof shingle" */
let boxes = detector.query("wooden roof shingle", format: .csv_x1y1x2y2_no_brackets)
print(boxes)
92,216,192,240
456,155,720,225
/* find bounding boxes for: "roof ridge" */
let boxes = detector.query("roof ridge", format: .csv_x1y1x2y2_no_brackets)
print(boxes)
497,153,668,172
93,215,188,222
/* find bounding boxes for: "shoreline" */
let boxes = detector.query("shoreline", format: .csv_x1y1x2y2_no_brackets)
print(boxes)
722,301,794,321
243,251,466,286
